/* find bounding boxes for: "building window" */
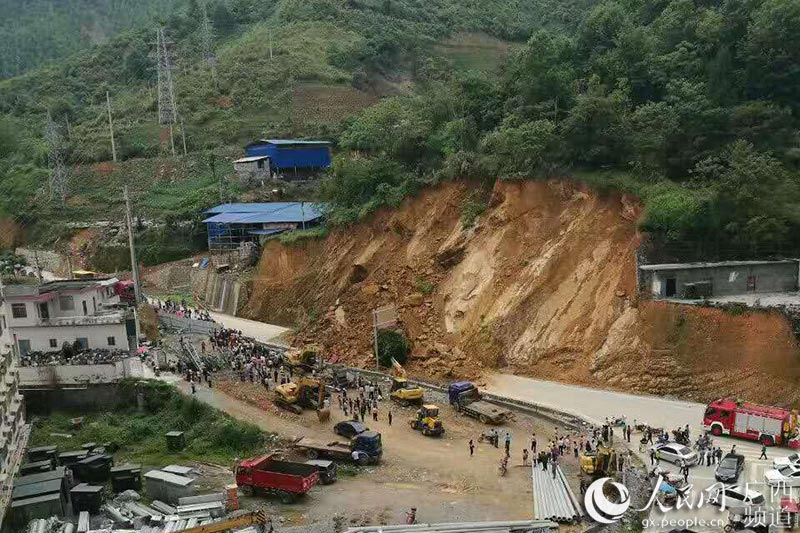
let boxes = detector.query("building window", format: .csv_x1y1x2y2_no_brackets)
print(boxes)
17,339,31,356
11,304,27,319
49,339,58,348
75,337,88,350
107,336,116,346
82,300,88,315
59,295,75,311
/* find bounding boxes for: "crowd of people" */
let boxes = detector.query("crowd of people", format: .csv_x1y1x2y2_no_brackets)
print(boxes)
149,297,213,322
334,378,386,423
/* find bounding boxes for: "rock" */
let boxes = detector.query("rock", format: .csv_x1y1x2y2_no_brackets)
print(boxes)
334,306,347,326
433,342,450,354
349,263,368,284
361,283,379,296
404,292,425,306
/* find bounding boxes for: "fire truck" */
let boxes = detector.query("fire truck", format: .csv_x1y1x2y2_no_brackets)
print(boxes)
703,399,798,446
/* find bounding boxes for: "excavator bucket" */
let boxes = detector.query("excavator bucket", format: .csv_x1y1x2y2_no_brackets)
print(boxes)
317,408,331,422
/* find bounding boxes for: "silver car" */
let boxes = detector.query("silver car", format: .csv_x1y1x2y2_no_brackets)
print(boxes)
653,442,699,466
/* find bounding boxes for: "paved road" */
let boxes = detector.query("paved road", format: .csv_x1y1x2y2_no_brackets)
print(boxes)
208,311,290,346
485,373,783,532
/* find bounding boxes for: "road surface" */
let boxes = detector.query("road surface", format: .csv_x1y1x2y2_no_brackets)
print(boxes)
485,373,782,532
208,311,290,346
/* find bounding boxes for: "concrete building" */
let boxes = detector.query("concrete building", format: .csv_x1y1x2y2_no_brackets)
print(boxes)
0,336,28,524
0,279,134,356
639,260,800,299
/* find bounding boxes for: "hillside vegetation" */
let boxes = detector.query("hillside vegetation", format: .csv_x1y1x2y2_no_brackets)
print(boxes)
0,0,799,263
0,0,593,259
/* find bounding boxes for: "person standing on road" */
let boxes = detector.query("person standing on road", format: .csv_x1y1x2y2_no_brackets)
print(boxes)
649,448,657,466
759,445,768,460
681,462,689,483
522,449,529,466
573,441,579,459
626,425,631,443
191,381,196,394
469,439,475,457
551,457,558,478
388,410,393,426
541,451,549,471
505,433,512,456
730,444,737,455
531,434,537,455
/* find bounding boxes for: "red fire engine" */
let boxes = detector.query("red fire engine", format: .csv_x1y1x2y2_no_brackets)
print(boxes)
703,399,798,446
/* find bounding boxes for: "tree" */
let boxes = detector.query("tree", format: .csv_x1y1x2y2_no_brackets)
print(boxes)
377,329,410,368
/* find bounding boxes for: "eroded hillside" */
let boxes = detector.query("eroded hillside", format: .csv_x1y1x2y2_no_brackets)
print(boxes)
245,180,800,405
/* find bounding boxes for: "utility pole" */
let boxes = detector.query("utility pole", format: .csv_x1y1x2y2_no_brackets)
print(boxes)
180,117,187,156
123,186,142,305
268,30,273,61
106,91,117,162
198,1,217,83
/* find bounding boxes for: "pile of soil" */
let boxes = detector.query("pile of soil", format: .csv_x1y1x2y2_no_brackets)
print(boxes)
244,179,800,405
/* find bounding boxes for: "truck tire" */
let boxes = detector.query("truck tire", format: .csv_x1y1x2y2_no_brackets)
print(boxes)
356,455,369,466
761,435,775,446
306,449,319,459
279,491,297,504
479,415,488,424
710,425,722,436
240,485,254,497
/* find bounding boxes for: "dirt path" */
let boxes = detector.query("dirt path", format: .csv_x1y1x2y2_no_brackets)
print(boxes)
170,375,582,531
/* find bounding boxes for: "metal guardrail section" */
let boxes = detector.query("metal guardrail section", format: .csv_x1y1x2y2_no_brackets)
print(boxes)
0,423,32,525
158,314,217,335
532,463,583,523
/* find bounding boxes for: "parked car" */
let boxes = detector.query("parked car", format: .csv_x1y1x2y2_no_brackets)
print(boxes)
708,485,765,510
652,442,699,466
773,453,800,469
765,464,800,487
715,453,745,483
333,421,368,439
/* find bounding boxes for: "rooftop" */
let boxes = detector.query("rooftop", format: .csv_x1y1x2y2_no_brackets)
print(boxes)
639,260,798,271
246,139,331,147
203,202,326,225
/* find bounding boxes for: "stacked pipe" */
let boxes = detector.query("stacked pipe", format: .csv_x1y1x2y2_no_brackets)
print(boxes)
531,464,583,523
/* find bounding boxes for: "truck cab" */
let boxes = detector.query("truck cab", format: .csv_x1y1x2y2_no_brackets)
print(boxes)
353,431,382,464
448,381,479,406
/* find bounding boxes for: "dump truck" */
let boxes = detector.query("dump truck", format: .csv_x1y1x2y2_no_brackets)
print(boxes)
294,431,383,465
448,382,513,425
234,455,318,504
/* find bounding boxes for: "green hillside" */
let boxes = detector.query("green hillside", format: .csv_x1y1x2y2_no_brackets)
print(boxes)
1,0,799,264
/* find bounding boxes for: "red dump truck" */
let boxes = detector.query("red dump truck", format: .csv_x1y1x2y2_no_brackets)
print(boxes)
234,455,319,503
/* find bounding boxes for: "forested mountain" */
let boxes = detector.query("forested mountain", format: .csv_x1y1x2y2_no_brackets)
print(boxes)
0,0,799,263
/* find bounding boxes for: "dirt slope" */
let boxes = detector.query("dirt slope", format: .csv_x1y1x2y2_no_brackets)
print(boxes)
244,180,800,405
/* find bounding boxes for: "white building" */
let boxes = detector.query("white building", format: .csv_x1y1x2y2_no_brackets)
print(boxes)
0,343,27,521
0,279,134,356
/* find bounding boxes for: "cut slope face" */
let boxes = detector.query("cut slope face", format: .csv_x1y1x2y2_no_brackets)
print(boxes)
245,180,800,404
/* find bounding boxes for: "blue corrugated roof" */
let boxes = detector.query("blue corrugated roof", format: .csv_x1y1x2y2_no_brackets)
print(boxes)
202,202,325,224
206,202,301,214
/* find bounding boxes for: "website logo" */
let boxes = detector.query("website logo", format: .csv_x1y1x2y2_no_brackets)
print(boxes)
584,477,631,524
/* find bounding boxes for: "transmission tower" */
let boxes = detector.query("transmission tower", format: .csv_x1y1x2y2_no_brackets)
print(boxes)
198,2,217,81
44,111,68,205
155,27,177,126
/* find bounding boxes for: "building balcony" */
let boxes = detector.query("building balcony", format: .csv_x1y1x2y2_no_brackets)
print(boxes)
33,312,126,327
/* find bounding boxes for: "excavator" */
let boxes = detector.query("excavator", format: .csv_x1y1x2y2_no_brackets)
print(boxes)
175,510,269,533
579,445,618,480
273,376,331,421
409,404,445,437
389,357,424,406
283,344,321,375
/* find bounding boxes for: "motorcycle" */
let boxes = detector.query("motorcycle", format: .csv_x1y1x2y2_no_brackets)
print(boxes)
406,508,417,525
498,457,508,477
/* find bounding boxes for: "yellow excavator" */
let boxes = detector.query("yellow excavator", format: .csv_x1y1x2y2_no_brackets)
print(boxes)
409,404,445,437
389,357,424,406
274,376,331,421
175,510,269,533
580,445,617,479
284,344,321,374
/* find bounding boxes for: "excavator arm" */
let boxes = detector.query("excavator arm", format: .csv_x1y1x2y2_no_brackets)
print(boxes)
390,357,407,378
176,510,269,533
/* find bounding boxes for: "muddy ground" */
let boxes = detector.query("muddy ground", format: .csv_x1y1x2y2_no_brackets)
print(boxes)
167,365,586,532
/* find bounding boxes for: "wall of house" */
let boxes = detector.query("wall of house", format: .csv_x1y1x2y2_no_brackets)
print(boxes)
645,262,799,298
13,322,129,353
18,357,142,389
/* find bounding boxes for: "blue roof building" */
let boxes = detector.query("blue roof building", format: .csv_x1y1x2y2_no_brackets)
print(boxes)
233,139,332,183
203,202,326,251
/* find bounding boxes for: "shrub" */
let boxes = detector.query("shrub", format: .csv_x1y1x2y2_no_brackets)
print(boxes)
377,329,410,367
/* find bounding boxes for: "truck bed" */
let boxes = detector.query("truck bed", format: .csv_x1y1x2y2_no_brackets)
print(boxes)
463,400,512,423
294,437,351,455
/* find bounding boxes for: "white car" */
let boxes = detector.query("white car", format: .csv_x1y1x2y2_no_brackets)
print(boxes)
652,442,700,466
708,485,766,510
773,453,800,469
765,464,800,487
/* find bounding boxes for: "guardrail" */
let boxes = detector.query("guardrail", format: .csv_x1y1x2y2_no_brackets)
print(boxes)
157,313,217,335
